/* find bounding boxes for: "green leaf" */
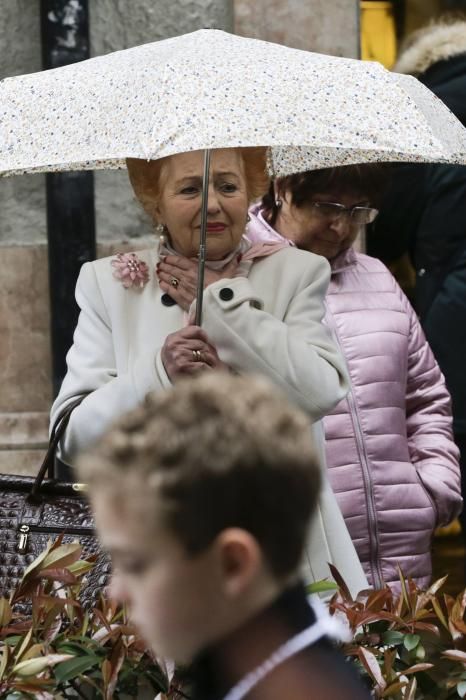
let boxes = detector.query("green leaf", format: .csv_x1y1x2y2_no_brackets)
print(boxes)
16,628,33,662
55,642,94,656
4,636,22,646
67,560,95,577
0,598,12,627
458,681,466,698
382,631,404,646
13,657,51,677
307,580,339,594
404,633,421,651
0,645,9,681
41,542,82,572
20,541,53,581
54,654,101,684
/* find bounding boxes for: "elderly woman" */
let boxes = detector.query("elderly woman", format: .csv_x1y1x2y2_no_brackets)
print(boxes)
248,164,462,590
51,147,367,595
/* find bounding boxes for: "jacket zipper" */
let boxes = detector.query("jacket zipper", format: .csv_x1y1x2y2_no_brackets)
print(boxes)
344,389,384,589
324,304,384,589
17,524,93,555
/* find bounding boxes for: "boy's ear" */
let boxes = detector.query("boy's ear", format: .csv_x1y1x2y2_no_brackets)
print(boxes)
215,528,263,598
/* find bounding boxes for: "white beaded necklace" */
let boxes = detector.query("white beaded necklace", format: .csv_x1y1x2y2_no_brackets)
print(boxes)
222,598,349,700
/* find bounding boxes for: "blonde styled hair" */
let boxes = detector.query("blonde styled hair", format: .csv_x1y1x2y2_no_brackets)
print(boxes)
77,373,321,578
126,147,270,221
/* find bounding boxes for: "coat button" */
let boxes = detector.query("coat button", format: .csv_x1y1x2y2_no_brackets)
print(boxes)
219,288,234,301
418,268,426,277
161,293,176,306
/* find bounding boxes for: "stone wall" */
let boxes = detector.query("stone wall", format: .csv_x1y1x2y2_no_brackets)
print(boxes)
0,238,153,476
234,0,360,57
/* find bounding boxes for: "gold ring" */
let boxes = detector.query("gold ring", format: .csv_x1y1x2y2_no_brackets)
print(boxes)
192,349,202,362
170,277,179,288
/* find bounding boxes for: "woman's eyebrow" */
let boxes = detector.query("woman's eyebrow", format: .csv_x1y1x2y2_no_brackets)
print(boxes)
174,171,240,187
214,170,240,179
173,175,203,187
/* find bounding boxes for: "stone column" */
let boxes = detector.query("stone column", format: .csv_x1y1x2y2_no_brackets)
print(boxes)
0,0,233,475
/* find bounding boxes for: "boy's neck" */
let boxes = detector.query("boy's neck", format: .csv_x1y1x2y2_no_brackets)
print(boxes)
192,580,311,699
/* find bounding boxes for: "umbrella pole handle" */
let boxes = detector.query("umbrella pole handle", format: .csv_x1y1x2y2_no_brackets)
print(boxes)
195,148,211,327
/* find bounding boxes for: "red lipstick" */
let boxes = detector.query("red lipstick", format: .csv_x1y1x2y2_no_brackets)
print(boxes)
206,222,227,232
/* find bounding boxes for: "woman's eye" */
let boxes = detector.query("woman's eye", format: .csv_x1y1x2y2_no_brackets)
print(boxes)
179,186,199,196
219,183,238,193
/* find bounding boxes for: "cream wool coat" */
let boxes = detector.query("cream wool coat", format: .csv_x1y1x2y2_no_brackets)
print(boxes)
51,244,367,596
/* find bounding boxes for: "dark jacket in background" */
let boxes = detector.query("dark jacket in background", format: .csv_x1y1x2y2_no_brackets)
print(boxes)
368,22,466,436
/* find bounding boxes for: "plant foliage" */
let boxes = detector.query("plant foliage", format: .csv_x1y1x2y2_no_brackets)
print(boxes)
328,564,466,699
0,536,180,699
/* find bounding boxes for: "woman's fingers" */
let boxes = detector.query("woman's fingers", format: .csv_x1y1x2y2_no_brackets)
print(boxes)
166,325,210,343
158,268,196,291
160,254,192,271
158,280,193,312
161,326,223,380
157,254,240,298
158,262,197,283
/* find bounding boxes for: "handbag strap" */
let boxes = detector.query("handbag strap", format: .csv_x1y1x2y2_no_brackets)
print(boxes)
31,397,85,497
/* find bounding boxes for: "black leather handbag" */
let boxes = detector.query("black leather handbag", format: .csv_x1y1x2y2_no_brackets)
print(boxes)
0,399,110,608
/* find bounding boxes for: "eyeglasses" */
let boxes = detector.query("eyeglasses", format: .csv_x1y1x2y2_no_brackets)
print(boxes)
309,201,379,225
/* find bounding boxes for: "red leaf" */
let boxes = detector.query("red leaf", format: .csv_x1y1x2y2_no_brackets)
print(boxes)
38,568,77,584
365,588,392,612
403,663,434,674
328,564,353,602
358,647,386,690
442,649,466,663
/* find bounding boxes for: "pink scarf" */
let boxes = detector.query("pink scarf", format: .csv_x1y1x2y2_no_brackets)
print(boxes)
158,234,287,272
158,233,287,323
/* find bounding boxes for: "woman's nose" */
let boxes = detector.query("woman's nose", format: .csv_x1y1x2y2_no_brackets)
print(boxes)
329,214,352,237
207,186,221,213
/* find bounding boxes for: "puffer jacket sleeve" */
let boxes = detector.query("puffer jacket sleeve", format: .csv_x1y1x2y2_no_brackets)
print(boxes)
402,283,462,526
201,252,349,421
50,262,172,463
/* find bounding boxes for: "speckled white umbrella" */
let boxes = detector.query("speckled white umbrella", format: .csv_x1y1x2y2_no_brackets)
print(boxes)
1,28,466,179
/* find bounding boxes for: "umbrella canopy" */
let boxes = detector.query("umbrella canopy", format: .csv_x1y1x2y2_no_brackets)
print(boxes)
1,29,466,178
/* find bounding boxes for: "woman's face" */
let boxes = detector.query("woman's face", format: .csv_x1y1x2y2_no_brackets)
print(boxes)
155,148,249,260
276,189,369,260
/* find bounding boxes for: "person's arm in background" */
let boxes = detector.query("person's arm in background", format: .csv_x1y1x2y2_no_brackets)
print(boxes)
402,281,462,526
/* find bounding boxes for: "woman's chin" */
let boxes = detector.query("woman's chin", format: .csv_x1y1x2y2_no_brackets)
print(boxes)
204,239,236,261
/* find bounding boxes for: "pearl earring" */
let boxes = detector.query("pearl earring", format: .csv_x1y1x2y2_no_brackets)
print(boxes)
275,198,282,208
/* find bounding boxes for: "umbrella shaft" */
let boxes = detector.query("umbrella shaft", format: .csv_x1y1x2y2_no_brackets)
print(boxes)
195,149,211,326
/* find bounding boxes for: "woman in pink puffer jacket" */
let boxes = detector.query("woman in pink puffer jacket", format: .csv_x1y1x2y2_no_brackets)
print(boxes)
248,164,462,589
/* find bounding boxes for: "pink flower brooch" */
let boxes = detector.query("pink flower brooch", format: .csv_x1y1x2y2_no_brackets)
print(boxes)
111,252,150,289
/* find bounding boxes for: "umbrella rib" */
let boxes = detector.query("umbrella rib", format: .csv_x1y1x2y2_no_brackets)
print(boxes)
195,148,211,326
